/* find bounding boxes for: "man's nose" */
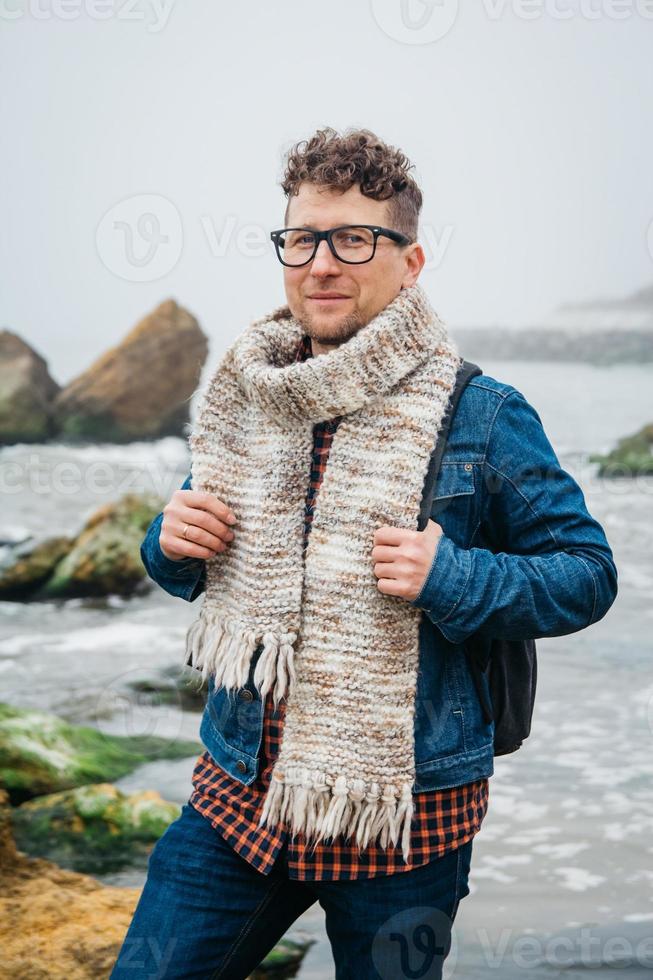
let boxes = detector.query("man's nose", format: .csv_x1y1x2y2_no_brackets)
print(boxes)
310,239,341,277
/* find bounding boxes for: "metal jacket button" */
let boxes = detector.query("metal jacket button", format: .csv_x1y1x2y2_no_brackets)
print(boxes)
236,760,247,773
239,689,254,702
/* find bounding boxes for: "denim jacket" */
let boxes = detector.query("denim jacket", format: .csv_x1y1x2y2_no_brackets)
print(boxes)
140,375,618,792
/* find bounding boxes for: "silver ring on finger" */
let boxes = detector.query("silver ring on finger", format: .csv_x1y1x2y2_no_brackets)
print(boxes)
182,523,191,540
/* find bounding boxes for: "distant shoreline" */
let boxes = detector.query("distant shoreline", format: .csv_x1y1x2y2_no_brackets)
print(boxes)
452,327,653,364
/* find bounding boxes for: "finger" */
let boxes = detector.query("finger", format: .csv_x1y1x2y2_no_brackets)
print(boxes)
371,544,401,562
373,524,414,546
376,577,403,597
373,561,399,579
169,518,230,555
177,490,237,525
176,504,235,544
160,538,218,561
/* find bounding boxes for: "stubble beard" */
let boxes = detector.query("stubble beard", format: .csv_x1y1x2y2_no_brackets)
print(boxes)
297,307,366,348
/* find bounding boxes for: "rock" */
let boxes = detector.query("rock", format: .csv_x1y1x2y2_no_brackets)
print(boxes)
0,788,314,978
127,664,207,712
251,936,315,978
0,788,140,980
0,536,74,599
0,703,203,804
52,299,208,442
0,330,61,444
590,422,653,476
11,783,179,874
38,492,163,599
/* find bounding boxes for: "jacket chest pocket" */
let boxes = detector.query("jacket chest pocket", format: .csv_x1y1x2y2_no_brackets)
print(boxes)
430,462,478,545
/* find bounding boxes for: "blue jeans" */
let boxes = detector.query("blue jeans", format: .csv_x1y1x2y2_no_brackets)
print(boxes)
110,802,474,979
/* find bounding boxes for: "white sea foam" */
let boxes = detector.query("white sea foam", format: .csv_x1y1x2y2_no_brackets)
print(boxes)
552,868,607,892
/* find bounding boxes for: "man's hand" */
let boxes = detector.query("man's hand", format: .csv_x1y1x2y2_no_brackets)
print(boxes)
159,489,237,561
372,519,444,602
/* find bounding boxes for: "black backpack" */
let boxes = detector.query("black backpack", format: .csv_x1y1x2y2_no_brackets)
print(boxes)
417,359,537,756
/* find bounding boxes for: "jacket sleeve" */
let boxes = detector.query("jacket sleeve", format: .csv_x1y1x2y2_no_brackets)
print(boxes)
140,473,206,602
409,388,618,644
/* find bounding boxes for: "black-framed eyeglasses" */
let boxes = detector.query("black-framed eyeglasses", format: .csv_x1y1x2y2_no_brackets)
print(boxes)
270,224,413,267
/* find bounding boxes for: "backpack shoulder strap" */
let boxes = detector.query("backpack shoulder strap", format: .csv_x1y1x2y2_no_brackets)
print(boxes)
417,359,483,531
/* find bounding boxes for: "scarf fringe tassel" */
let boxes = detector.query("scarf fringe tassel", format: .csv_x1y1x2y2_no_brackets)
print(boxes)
258,768,415,864
185,614,415,862
184,612,297,708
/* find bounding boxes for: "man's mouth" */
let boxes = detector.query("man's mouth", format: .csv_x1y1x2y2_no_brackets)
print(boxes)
307,294,350,303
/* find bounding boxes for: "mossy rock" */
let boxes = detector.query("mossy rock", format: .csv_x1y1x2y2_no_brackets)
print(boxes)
38,491,164,598
0,703,202,804
0,535,74,599
0,329,60,445
127,665,207,712
590,422,653,476
251,937,315,978
0,788,142,980
10,782,179,874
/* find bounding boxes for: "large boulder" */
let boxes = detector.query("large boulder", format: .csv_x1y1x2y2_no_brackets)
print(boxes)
0,330,60,444
0,492,162,600
0,536,74,599
53,299,208,442
38,491,163,599
0,703,202,804
0,789,314,979
11,782,179,874
0,789,140,980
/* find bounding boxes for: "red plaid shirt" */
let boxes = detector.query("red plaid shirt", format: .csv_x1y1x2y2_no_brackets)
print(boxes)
190,333,489,881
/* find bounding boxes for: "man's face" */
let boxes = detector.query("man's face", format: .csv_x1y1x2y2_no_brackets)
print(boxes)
282,183,425,354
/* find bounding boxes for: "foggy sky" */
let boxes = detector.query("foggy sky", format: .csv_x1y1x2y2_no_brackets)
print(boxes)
2,0,652,384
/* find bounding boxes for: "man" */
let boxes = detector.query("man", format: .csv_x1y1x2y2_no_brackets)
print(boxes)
111,127,618,979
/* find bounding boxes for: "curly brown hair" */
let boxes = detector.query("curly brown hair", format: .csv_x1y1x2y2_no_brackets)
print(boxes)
281,127,422,241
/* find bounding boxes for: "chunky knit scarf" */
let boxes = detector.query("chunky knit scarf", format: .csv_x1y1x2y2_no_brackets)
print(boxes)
184,283,462,863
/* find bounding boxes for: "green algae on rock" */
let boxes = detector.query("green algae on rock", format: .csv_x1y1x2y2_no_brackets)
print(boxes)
0,492,164,601
127,664,208,712
590,421,653,476
11,783,180,874
0,536,74,599
38,491,164,599
0,703,202,803
0,787,142,979
250,936,315,978
1,784,314,977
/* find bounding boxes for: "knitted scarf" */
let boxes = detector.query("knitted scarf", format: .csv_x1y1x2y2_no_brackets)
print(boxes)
184,283,462,863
